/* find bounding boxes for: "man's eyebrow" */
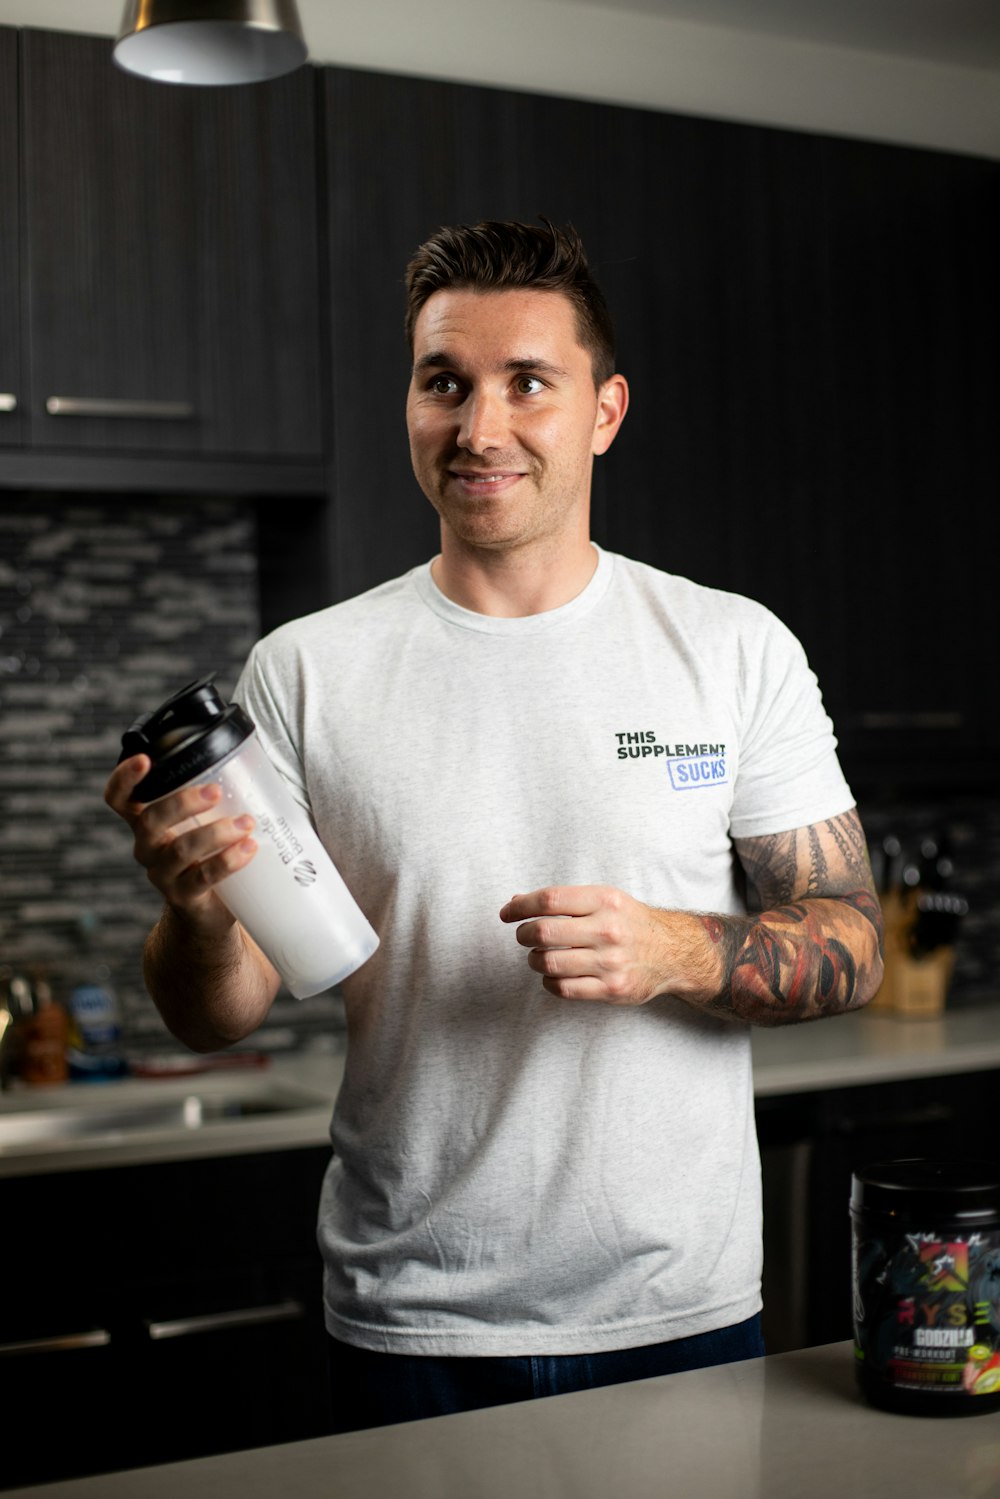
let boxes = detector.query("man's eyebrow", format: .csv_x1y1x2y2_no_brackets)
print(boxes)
413,351,455,373
504,357,569,378
413,352,570,378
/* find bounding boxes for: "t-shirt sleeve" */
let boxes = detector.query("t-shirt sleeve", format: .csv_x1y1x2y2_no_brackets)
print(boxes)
727,612,854,840
232,640,312,814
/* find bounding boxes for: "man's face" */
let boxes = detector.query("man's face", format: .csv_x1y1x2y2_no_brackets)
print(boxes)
406,287,625,556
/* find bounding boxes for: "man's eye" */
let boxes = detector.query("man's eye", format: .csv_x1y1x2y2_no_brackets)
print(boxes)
515,376,544,395
429,375,458,395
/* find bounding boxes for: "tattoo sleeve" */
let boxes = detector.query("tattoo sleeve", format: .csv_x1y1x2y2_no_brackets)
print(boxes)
697,810,885,1026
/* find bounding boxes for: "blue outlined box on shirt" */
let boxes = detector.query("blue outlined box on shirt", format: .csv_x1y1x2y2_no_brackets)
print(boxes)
667,755,728,790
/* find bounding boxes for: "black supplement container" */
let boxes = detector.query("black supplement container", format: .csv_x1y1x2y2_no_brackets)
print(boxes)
851,1158,1000,1415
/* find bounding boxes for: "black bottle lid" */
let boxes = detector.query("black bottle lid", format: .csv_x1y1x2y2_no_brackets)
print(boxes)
852,1158,1000,1226
118,677,255,802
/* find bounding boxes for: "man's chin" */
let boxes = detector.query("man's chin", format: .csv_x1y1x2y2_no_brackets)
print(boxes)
430,497,519,541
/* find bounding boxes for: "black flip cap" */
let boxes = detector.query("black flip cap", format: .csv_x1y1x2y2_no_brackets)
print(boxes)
119,677,255,802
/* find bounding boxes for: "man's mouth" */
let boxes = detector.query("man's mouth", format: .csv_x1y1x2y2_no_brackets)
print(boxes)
447,469,525,496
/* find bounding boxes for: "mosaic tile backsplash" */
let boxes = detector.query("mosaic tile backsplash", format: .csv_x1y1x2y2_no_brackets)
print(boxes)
0,494,271,1046
1,494,997,1057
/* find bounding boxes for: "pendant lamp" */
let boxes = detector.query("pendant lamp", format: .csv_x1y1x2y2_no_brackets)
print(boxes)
114,0,308,85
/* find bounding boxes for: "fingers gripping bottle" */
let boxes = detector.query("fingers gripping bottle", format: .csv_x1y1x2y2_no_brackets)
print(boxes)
119,678,378,998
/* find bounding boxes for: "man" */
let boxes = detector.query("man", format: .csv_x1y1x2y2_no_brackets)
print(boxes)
106,219,883,1430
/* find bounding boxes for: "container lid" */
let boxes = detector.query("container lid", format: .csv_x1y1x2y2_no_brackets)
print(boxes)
118,677,255,802
852,1158,1000,1223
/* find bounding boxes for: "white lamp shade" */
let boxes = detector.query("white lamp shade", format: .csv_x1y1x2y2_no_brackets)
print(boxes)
114,1,308,85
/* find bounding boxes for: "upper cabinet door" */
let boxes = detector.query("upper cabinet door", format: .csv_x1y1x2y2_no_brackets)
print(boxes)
20,29,323,459
0,28,20,447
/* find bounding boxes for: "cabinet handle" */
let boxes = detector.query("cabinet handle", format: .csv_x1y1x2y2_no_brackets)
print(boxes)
0,1329,111,1357
834,1102,954,1135
45,396,195,420
0,393,15,412
858,711,964,730
146,1299,304,1341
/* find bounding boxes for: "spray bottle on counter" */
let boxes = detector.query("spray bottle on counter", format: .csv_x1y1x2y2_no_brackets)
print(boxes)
67,913,127,1081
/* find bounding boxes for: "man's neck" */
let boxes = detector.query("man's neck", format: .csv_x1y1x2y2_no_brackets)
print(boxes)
431,535,599,618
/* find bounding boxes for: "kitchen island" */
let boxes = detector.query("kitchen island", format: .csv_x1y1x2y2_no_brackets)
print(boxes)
6,1340,998,1498
3,1004,999,1487
2,1007,999,1485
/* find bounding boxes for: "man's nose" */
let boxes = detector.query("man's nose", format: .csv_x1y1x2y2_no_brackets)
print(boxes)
456,390,507,454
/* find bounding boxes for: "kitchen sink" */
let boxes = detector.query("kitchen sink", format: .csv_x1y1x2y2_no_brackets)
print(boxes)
0,1087,323,1148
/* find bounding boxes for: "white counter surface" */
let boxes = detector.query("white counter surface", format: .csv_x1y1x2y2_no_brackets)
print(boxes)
7,1340,999,1499
1,1003,998,1176
750,1000,1000,1095
0,1048,343,1178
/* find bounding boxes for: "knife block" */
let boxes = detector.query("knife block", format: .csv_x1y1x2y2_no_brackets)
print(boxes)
871,889,954,1018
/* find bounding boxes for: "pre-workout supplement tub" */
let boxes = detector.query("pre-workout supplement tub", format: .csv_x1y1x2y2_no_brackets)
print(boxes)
851,1158,1000,1416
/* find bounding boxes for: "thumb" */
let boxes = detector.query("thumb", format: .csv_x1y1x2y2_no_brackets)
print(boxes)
104,753,152,817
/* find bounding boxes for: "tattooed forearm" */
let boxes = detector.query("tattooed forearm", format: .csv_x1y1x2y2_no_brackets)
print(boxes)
699,890,883,1024
695,811,885,1025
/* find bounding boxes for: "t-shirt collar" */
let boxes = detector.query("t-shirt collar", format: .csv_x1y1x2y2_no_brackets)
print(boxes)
412,544,615,635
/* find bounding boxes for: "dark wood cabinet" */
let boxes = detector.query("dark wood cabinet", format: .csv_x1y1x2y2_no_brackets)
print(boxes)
0,29,20,449
13,28,323,464
599,116,1000,795
0,1146,334,1489
323,66,1000,792
804,144,999,794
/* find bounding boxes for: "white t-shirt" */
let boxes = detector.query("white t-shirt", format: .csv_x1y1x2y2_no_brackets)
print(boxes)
235,547,853,1355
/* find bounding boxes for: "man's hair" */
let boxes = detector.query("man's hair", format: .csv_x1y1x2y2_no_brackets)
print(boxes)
404,218,616,386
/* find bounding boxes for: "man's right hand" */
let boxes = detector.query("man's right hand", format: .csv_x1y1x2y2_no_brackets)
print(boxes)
104,755,258,930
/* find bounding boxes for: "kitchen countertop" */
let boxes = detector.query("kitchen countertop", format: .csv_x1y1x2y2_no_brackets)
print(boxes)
750,1000,1000,1095
1,1003,998,1177
0,1047,344,1178
7,1340,999,1499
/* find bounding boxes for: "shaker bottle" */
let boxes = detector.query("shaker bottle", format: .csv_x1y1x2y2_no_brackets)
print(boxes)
119,678,378,998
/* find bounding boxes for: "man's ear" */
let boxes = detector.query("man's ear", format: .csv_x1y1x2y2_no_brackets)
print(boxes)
592,375,629,456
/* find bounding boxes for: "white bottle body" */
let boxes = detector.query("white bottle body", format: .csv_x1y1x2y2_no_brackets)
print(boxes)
180,734,378,997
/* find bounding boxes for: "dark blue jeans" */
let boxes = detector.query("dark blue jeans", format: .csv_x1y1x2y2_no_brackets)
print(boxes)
328,1313,765,1432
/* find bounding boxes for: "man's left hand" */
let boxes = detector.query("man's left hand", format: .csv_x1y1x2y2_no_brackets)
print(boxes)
499,886,716,1006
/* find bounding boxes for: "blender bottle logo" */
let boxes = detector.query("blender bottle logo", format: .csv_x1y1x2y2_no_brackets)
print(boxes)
293,859,318,887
